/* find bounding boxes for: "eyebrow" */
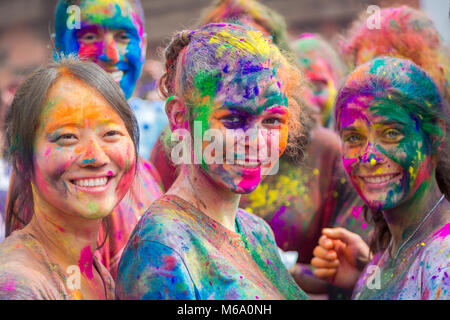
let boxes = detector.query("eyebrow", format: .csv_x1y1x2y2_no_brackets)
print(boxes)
78,23,139,37
45,119,120,133
340,126,358,132
374,120,407,126
223,105,256,116
262,105,288,115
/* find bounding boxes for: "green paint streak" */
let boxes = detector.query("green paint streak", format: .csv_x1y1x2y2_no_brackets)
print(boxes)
87,201,99,213
193,69,222,99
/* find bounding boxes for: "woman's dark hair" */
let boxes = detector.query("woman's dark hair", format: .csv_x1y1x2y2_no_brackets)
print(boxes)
4,55,139,237
335,57,450,254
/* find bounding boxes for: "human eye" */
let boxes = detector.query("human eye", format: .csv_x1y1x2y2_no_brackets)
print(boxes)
51,133,78,146
382,128,403,142
220,114,246,129
343,132,364,146
262,115,286,128
103,130,124,142
79,32,99,43
115,31,130,44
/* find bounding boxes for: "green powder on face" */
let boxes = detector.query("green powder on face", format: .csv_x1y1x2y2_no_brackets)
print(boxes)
87,201,99,213
193,70,222,98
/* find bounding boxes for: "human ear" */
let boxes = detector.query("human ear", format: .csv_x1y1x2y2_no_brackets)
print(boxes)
166,96,188,131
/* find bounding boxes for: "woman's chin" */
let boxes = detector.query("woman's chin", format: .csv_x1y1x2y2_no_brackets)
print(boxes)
233,184,259,195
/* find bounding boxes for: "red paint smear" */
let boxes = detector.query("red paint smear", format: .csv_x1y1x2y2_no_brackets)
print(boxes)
432,223,450,239
162,255,177,271
78,246,94,280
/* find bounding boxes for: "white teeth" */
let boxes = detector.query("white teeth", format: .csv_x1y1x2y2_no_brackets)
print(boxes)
363,175,396,184
236,160,259,168
109,71,123,82
73,177,108,187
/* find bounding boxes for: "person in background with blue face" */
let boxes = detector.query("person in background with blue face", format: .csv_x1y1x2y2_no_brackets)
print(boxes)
53,0,168,159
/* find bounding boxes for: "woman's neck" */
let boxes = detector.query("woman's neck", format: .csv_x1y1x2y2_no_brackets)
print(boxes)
25,192,100,275
383,176,445,255
166,165,241,232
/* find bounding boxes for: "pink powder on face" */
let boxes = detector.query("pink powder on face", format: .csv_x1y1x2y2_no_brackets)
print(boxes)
342,157,358,174
45,146,52,156
78,246,94,280
237,167,261,191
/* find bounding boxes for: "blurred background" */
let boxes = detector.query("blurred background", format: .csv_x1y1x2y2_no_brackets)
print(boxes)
0,0,448,106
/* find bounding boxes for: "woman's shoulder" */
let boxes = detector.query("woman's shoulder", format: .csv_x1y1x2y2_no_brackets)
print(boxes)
237,208,275,239
0,231,59,299
420,222,450,262
131,196,200,247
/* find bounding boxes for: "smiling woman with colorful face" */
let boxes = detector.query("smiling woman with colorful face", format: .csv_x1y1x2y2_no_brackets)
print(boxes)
0,57,138,299
115,23,308,300
311,57,450,299
49,0,164,279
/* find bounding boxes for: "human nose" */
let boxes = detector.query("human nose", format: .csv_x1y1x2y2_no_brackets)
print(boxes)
245,126,273,162
359,142,385,167
78,137,109,168
99,34,120,65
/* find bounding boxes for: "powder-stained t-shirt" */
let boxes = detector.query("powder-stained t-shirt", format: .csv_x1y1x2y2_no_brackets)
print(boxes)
95,158,164,280
353,222,450,300
0,229,115,300
115,195,309,300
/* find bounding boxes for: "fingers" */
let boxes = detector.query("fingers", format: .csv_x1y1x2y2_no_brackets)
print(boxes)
318,235,334,250
313,267,337,279
313,245,337,261
311,257,339,268
322,227,357,244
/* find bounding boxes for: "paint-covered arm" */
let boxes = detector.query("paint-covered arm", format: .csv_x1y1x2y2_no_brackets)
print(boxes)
115,240,197,300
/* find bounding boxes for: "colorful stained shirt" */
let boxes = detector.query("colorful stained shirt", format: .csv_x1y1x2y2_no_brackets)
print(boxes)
115,195,309,300
353,222,450,300
0,229,115,300
240,126,369,264
95,158,164,280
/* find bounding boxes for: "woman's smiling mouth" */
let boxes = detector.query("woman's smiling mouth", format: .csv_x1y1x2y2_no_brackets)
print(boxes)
358,172,402,187
69,175,115,193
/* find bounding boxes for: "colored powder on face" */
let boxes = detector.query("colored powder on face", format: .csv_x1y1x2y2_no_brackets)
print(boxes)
86,201,99,213
78,246,94,280
82,158,96,164
193,70,222,99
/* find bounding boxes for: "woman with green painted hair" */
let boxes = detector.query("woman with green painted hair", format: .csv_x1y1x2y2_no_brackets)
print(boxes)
312,57,450,299
116,23,308,300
